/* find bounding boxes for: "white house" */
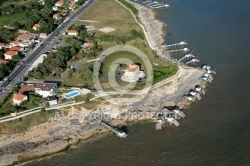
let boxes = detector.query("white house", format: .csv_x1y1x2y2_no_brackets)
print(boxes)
67,30,78,36
52,6,58,11
121,64,145,82
12,93,28,105
35,83,57,97
44,96,58,105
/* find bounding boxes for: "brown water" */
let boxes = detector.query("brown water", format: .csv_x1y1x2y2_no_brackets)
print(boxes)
25,0,250,165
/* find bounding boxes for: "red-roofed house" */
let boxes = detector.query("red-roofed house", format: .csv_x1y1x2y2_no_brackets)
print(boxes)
53,13,60,20
55,0,63,6
0,59,9,65
11,46,21,52
82,43,93,49
69,1,76,11
12,93,28,105
4,51,18,60
33,24,40,31
67,30,78,36
61,10,69,17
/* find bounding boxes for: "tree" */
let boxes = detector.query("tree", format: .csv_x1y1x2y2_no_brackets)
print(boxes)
69,47,76,56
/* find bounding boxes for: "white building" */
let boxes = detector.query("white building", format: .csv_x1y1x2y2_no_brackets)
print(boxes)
121,64,145,82
35,83,57,97
67,30,78,36
44,96,58,105
52,6,58,11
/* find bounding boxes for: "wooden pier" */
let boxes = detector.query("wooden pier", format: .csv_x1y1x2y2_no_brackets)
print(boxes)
98,120,127,138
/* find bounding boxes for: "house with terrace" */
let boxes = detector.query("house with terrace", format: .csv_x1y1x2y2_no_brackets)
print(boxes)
35,83,57,97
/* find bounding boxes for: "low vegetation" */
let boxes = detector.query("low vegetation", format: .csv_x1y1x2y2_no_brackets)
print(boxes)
118,0,138,15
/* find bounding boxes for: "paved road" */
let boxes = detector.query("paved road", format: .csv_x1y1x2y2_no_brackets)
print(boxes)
0,0,95,99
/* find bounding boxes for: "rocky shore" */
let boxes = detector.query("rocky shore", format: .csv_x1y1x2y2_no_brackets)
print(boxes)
0,2,211,166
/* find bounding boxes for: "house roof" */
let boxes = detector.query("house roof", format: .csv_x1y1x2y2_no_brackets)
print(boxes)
69,1,76,9
56,0,63,5
126,64,139,72
19,84,35,94
0,43,13,48
11,40,20,45
33,24,40,28
44,96,57,101
74,54,81,59
83,43,93,48
17,33,39,41
61,9,69,14
53,13,59,19
67,30,77,34
4,50,17,56
36,83,57,91
13,93,26,101
11,46,21,51
0,59,9,65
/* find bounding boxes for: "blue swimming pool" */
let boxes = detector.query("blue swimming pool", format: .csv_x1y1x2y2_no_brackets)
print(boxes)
64,90,80,99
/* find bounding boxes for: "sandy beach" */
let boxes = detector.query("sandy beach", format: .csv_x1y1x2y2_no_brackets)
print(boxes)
0,1,210,165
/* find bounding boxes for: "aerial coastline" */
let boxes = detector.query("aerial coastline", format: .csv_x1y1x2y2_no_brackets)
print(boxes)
0,1,212,165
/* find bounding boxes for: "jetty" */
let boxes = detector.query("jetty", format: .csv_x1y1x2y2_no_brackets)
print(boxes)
178,53,195,62
167,48,189,53
163,41,188,49
98,120,127,138
149,4,169,9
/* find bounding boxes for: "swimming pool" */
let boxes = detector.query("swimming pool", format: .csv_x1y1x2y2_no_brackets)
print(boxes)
64,90,80,99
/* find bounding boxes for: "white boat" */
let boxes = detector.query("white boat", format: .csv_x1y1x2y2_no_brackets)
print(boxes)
187,95,194,101
166,114,179,126
173,108,185,118
201,76,208,81
203,73,209,77
117,132,127,138
195,86,202,92
190,90,197,96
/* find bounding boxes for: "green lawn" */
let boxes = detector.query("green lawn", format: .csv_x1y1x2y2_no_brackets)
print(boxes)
75,0,142,37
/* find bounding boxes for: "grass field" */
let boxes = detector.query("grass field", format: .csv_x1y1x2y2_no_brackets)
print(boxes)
76,0,142,36
0,110,56,134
